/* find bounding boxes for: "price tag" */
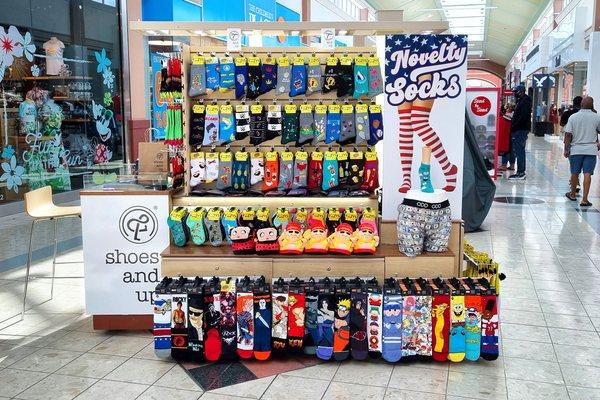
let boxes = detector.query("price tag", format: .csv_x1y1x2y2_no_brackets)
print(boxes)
206,104,220,114
293,55,305,65
281,151,294,161
300,104,313,113
220,104,233,114
308,56,320,66
206,152,218,161
315,104,327,114
205,56,217,65
227,28,242,51
276,208,290,221
356,103,368,113
368,56,380,67
344,208,358,222
268,104,281,112
251,152,263,162
220,56,233,64
311,151,323,161
263,56,275,65
247,56,260,66
284,104,297,113
192,104,205,114
207,208,222,221
236,104,249,112
256,208,270,222
328,208,341,221
192,55,205,65
341,104,354,114
326,56,338,66
311,208,326,222
355,55,368,66
340,55,353,66
277,56,290,66
365,151,378,161
324,150,337,160
369,104,382,113
190,207,206,219
224,207,238,221
296,208,308,222
350,151,363,160
219,152,233,162
250,104,264,114
235,151,249,161
265,151,278,161
337,151,348,161
362,207,377,221
241,208,255,221
295,151,308,161
328,104,341,113
234,56,247,66
191,152,204,159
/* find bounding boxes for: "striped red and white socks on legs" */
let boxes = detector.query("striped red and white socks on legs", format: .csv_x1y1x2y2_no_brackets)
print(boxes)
397,105,414,193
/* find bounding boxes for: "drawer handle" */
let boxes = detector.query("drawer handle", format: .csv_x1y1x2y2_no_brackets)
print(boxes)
326,266,331,271
215,266,220,271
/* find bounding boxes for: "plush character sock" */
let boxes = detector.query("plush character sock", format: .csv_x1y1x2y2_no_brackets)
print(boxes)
221,207,238,244
339,105,356,144
347,152,364,190
326,106,341,144
247,59,262,99
188,59,206,97
276,56,292,96
313,105,327,144
219,104,235,144
260,57,277,94
205,57,220,93
367,292,383,359
398,106,413,193
216,152,233,191
411,105,458,192
352,57,369,99
278,151,294,191
303,293,319,355
337,61,354,98
272,208,290,234
336,151,350,189
361,151,379,192
480,295,499,361
203,284,222,361
219,281,237,361
316,293,335,361
171,288,189,360
234,56,248,99
448,295,466,362
203,105,220,146
167,208,188,247
262,151,279,192
287,292,306,350
307,59,322,95
431,293,451,362
187,281,205,359
189,152,206,189
322,57,339,93
322,151,339,191
367,56,383,98
271,290,289,355
235,104,250,141
219,57,235,92
249,104,267,145
267,104,282,141
298,106,315,146
382,294,403,362
153,278,172,358
232,151,250,192
253,291,272,361
368,104,384,145
333,293,351,361
186,208,207,245
204,152,219,184
289,64,307,97
354,104,369,144
282,104,299,145
236,291,254,359
419,163,434,193
292,151,308,189
350,292,368,360
250,151,264,186
465,295,482,361
204,208,224,246
307,151,323,192
190,105,206,149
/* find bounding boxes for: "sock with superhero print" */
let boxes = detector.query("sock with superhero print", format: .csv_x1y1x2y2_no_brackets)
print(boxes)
219,278,237,361
325,104,341,144
287,290,306,350
352,56,369,99
253,280,272,361
246,56,262,99
170,278,189,360
262,151,279,192
186,207,207,245
276,55,291,96
307,56,322,95
234,56,248,99
354,103,369,144
190,105,206,149
203,278,222,361
322,150,339,191
188,57,206,97
219,103,236,144
235,103,250,141
298,104,315,146
367,103,384,145
260,57,277,94
267,104,282,141
339,104,356,144
307,150,324,192
282,103,299,145
292,150,308,189
350,288,368,360
271,280,289,355
221,207,238,245
219,56,235,92
205,56,220,93
278,150,294,192
289,61,307,97
367,56,383,98
480,290,499,361
153,277,172,358
236,279,254,359
231,150,250,192
360,150,379,192
216,151,232,192
322,57,339,93
316,291,335,361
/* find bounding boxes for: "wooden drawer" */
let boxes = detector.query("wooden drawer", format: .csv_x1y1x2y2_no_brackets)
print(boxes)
272,258,385,282
162,257,272,279
385,254,457,278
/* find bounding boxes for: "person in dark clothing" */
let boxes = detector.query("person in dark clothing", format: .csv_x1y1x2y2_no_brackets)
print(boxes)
560,96,583,127
508,85,532,180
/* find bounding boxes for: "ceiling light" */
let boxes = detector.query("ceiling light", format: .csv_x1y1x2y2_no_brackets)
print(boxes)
159,29,169,34
290,30,300,36
338,30,348,35
193,30,206,36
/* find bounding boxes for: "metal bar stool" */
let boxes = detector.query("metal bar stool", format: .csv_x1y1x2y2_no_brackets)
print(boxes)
22,186,81,320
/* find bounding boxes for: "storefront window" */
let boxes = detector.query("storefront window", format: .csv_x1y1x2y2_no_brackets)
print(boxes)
0,0,123,205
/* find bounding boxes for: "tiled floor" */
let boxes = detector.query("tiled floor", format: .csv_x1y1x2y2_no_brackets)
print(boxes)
2,136,600,399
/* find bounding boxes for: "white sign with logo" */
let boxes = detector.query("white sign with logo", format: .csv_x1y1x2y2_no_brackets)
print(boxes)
321,28,336,49
227,28,242,51
81,193,170,315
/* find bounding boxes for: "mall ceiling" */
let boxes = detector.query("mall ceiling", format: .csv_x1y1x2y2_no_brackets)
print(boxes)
363,0,549,66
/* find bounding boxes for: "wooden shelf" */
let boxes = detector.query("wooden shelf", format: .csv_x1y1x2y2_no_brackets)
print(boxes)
24,76,92,81
172,195,379,209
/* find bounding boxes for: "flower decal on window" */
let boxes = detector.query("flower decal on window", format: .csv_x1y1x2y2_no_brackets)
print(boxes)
95,48,111,74
1,145,15,159
30,64,40,77
22,31,36,62
0,25,33,83
103,92,113,106
0,155,25,193
102,68,114,90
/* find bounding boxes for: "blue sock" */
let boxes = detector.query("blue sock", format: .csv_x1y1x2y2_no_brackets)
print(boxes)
322,155,338,191
221,213,238,245
316,294,335,361
289,64,307,97
353,64,369,99
325,112,341,144
260,61,277,94
205,58,220,92
219,59,235,92
367,108,384,145
382,295,403,362
219,108,236,144
235,64,248,99
419,163,434,193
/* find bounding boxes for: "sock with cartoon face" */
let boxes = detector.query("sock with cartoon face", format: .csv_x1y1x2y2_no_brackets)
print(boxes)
234,59,248,99
260,59,277,94
219,57,235,92
287,293,306,350
262,151,279,192
307,64,323,95
368,106,384,145
350,292,368,360
431,293,451,362
250,152,264,186
235,104,250,141
236,291,254,359
333,293,351,361
382,294,403,362
354,105,369,145
186,208,207,245
282,107,299,145
215,152,232,191
253,291,272,361
322,152,339,191
316,293,335,361
367,292,383,359
480,295,499,361
267,104,282,141
448,294,466,362
271,291,289,355
465,294,482,361
205,57,220,93
188,62,206,97
289,64,307,97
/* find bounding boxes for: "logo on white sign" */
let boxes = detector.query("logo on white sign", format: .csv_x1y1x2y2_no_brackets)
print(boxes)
321,28,335,49
119,206,158,244
227,28,242,51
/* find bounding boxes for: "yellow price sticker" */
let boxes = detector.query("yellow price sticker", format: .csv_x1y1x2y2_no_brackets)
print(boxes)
350,151,363,160
256,208,270,221
219,152,233,162
328,104,341,113
356,104,368,113
293,56,305,65
369,104,382,113
247,56,260,66
192,55,205,65
340,55,353,65
308,56,320,66
206,152,218,161
296,208,308,221
337,151,349,161
191,152,204,160
344,208,358,222
311,208,326,222
365,151,377,161
241,208,255,221
192,104,206,114
362,207,377,221
206,104,220,114
250,104,264,114
311,151,323,161
205,56,217,65
276,208,290,221
324,151,337,160
368,56,380,67
236,104,249,113
300,104,313,113
190,207,206,220
277,56,290,66
326,56,338,66
220,104,233,114
265,151,278,161
207,208,222,221
284,104,297,113
268,104,281,112
234,56,247,66
251,151,263,160
295,151,308,161
328,208,341,221
341,104,354,114
235,151,249,162
355,56,367,66
224,208,238,221
315,104,327,114
263,56,275,65
281,151,294,161
220,56,233,64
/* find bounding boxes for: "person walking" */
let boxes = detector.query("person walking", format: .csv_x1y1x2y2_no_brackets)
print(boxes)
560,96,582,128
498,104,515,171
508,85,532,180
564,96,600,207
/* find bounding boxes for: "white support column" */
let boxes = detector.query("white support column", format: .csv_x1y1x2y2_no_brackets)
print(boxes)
586,32,600,98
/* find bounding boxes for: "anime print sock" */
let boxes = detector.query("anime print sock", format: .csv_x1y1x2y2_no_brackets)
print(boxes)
253,292,272,361
189,153,205,188
367,57,383,98
167,209,188,247
231,153,250,192
267,104,282,141
360,153,379,192
219,106,236,144
401,295,417,357
221,209,238,244
298,110,314,146
339,109,356,144
411,105,457,191
382,295,403,363
236,292,255,359
337,63,354,98
322,152,339,191
352,62,369,99
287,293,306,350
398,107,413,193
203,110,220,146
350,292,368,360
289,64,307,97
260,59,277,94
271,292,289,355
316,293,335,361
247,64,262,99
322,61,339,93
313,108,327,144
292,152,308,189
235,104,250,141
431,294,451,362
190,107,206,148
276,62,292,96
204,153,219,183
481,295,499,361
204,290,222,361
216,153,232,191
235,59,248,99
282,108,299,144
465,295,482,361
278,153,294,191
220,286,237,361
186,208,207,245
325,110,341,144
448,295,466,362
219,58,235,92
333,294,351,361
188,62,206,97
304,294,319,355
368,105,384,145
367,292,383,359
205,58,220,92
347,155,364,190
262,152,279,192
250,151,264,186
249,106,267,145
153,291,172,358
307,63,323,95
204,214,224,247
354,106,369,145
419,163,434,193
307,152,323,191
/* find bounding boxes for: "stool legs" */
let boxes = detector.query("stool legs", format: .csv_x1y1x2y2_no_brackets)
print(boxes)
22,219,38,320
50,217,57,299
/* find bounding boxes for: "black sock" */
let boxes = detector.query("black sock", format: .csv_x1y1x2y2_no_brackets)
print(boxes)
247,62,262,100
337,62,354,98
250,105,267,145
189,105,205,149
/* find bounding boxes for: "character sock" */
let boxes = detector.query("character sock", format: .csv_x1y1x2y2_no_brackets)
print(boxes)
431,293,451,362
333,292,351,361
188,57,206,97
289,62,307,97
262,151,280,192
322,57,339,93
231,151,250,192
216,152,233,191
171,288,189,360
316,293,335,361
337,59,354,98
347,151,364,190
401,293,418,357
313,105,327,144
448,294,466,362
352,57,369,99
339,105,356,144
278,151,294,191
205,57,220,93
303,293,319,355
287,292,306,350
253,291,272,361
367,56,383,98
219,104,235,144
419,163,434,193
322,150,339,191
203,284,222,361
272,208,290,234
307,57,322,95
202,105,220,146
276,56,292,95
267,104,282,141
236,291,254,359
465,294,482,361
247,57,262,99
360,150,379,192
186,208,207,245
219,280,237,361
382,294,403,362
415,294,433,357
221,207,238,244
189,152,206,189
204,152,219,184
167,208,188,247
354,104,369,144
481,294,499,361
204,208,224,246
190,105,206,149
219,56,235,92
249,103,267,145
282,104,299,145
153,279,172,358
292,150,308,189
398,106,413,193
307,151,323,191
325,104,341,144
235,104,250,141
368,104,384,145
336,151,350,189
234,56,248,99
260,57,277,94
187,282,205,360
350,292,368,360
298,105,315,145
367,292,383,359
250,151,264,186
271,289,289,355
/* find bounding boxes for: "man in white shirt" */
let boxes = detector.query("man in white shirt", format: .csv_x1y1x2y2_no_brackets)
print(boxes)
564,96,600,207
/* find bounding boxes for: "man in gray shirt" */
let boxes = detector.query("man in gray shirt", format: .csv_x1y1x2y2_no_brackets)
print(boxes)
564,96,600,206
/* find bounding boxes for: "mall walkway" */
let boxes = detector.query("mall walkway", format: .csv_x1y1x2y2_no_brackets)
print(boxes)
1,136,600,399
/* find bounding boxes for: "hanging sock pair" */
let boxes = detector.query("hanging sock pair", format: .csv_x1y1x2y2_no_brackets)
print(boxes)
202,104,220,146
188,55,206,97
218,103,236,144
307,55,322,96
352,55,368,99
267,104,282,141
360,150,379,192
189,152,206,189
337,55,354,98
249,103,267,145
313,104,327,145
235,104,250,141
322,150,339,191
325,104,341,144
307,150,323,192
278,151,294,191
262,151,280,193
367,55,383,98
298,104,314,146
354,103,369,145
368,103,384,145
205,56,220,93
289,58,307,97
260,57,277,94
247,56,262,100
276,56,291,96
231,151,250,192
322,56,339,94
339,103,356,145
189,104,205,148
216,151,233,192
219,56,235,92
234,56,248,99
281,104,299,145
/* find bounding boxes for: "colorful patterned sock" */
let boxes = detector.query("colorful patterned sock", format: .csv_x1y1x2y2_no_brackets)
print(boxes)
480,294,499,361
354,104,369,144
465,294,482,361
401,291,418,357
272,208,290,234
236,290,254,359
347,151,364,190
205,57,220,93
448,294,466,362
267,104,282,141
189,152,205,188
316,293,335,361
249,103,267,145
292,150,308,189
234,56,248,99
219,104,235,144
360,151,379,192
325,105,341,144
260,57,277,94
307,151,323,191
262,151,279,192
171,286,189,359
235,104,250,141
336,151,350,189
367,56,383,97
322,151,339,191
419,163,434,193
350,292,368,360
339,105,356,144
333,292,351,361
250,151,264,186
337,61,354,98
282,104,299,144
287,292,306,350
219,57,235,92
186,208,207,245
322,57,339,93
415,293,433,357
368,104,384,145
231,151,250,192
203,105,220,146
167,208,188,247
204,208,224,246
367,291,383,359
307,58,322,95
431,290,451,362
187,280,205,359
289,63,307,97
216,152,232,191
190,105,206,148
219,280,237,361
303,292,319,355
204,152,219,183
352,57,369,99
272,287,289,355
382,294,403,362
253,290,272,361
221,207,238,244
298,106,315,146
276,56,291,95
278,151,294,191
313,105,327,144
188,59,206,97
153,278,172,358
247,59,262,99
203,283,222,361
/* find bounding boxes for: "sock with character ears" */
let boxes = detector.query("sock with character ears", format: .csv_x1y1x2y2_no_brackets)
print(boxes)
465,295,482,361
204,57,220,93
236,291,254,359
289,64,307,97
234,59,248,99
397,106,414,193
260,59,277,94
382,295,403,362
316,293,335,361
271,292,289,355
235,104,250,141
188,62,206,98
219,58,235,92
480,295,499,361
303,294,319,355
350,292,368,360
253,291,272,361
431,293,451,362
287,293,306,350
411,105,458,191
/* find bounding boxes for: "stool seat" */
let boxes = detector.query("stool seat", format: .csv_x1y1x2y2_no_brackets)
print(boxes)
28,204,81,219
